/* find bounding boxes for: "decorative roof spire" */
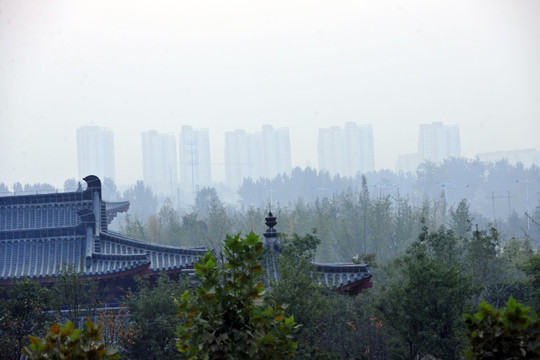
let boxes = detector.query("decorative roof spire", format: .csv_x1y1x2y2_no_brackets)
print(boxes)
263,212,278,243
263,211,280,283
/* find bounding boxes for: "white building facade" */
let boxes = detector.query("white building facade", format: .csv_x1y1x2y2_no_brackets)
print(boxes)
261,125,291,180
179,126,212,194
224,125,291,188
76,126,116,181
318,123,374,177
141,130,178,196
418,122,461,163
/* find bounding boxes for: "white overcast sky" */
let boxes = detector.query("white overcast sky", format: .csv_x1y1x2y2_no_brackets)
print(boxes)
1,0,539,188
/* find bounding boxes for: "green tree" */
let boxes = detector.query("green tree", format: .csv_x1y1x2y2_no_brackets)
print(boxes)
176,233,298,359
103,177,121,201
124,273,189,360
0,182,9,194
23,318,120,360
464,296,540,359
239,205,266,235
120,213,148,241
194,187,220,219
180,211,206,247
422,225,462,266
0,278,54,359
521,251,540,313
334,188,367,261
375,234,475,360
122,180,157,221
205,194,232,253
63,178,78,192
463,226,523,307
158,198,182,245
52,264,100,324
269,233,331,357
389,195,418,258
450,199,473,239
367,195,393,260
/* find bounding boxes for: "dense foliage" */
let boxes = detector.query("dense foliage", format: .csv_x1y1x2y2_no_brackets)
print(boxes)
464,297,540,359
122,273,189,360
176,233,298,359
376,228,475,359
23,318,119,360
0,279,54,359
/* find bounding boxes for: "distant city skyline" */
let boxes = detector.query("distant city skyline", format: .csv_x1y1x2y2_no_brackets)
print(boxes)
70,122,539,196
1,1,539,188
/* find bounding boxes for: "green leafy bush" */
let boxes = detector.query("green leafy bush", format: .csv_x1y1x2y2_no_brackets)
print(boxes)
464,296,540,359
176,232,298,359
24,318,120,360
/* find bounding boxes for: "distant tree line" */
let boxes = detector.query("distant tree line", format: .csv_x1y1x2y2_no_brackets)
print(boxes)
2,157,538,239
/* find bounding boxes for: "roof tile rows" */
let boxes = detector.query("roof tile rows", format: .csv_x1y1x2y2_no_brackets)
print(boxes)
0,175,205,285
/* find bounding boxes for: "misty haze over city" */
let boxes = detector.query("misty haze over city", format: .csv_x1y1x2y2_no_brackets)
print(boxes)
2,2,540,358
1,0,539,189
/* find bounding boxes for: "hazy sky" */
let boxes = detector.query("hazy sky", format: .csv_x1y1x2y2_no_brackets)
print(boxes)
1,0,539,188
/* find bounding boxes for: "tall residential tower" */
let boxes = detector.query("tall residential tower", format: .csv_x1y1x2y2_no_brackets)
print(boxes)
418,122,461,163
179,126,211,194
318,123,374,177
224,125,291,188
76,126,116,181
141,130,178,196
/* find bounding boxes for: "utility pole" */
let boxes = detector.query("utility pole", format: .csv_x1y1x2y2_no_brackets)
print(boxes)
440,183,470,205
515,178,540,231
487,190,515,222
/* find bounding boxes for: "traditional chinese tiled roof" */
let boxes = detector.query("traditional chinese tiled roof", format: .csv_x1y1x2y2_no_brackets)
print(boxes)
0,175,206,285
104,201,130,225
313,262,372,295
262,212,372,295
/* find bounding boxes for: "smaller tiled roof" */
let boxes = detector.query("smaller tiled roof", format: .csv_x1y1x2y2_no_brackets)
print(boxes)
314,262,372,295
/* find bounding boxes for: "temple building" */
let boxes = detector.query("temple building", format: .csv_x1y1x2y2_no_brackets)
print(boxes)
0,175,371,295
0,175,205,290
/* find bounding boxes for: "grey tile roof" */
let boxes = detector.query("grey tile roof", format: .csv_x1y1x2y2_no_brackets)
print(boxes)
0,175,206,284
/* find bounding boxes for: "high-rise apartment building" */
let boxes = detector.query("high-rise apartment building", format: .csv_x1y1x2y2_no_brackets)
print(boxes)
76,126,115,181
261,125,291,179
179,126,211,193
318,123,374,177
141,130,178,196
224,125,291,188
224,130,261,188
418,122,461,163
318,126,344,176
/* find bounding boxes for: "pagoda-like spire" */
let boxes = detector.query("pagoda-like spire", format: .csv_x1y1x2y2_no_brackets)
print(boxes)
263,212,278,243
263,211,280,283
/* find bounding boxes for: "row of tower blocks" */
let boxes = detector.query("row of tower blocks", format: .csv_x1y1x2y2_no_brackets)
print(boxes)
77,122,461,195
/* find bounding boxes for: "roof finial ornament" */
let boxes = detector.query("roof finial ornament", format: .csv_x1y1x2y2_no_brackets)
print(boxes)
263,211,280,283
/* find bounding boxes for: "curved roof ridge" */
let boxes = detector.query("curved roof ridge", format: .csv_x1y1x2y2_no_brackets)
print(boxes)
91,253,150,262
101,231,207,254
